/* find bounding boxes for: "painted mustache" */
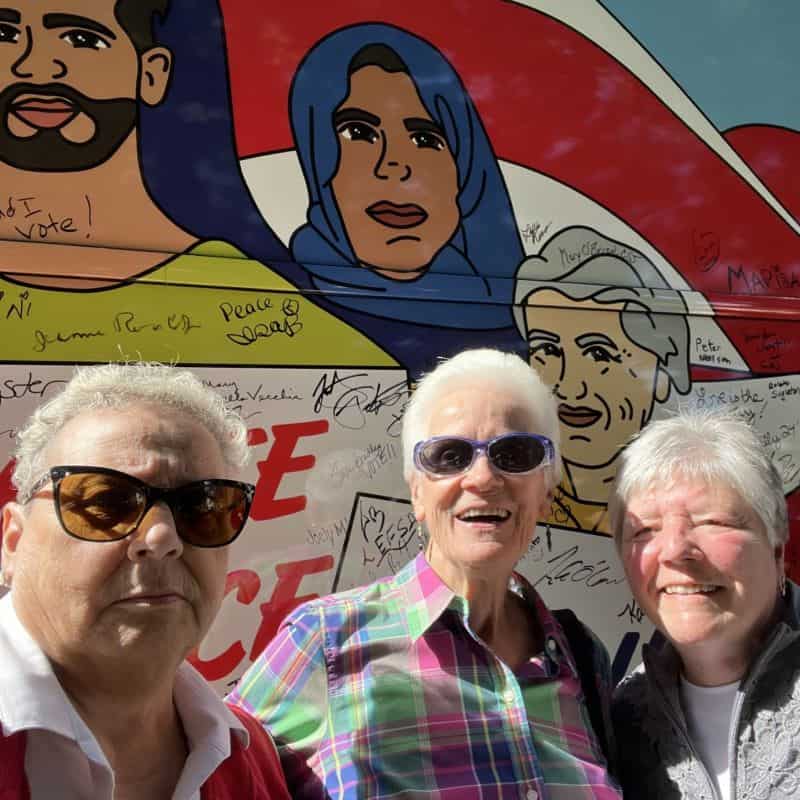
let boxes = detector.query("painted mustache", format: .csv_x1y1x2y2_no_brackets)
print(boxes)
0,82,136,172
1,82,120,128
10,95,79,130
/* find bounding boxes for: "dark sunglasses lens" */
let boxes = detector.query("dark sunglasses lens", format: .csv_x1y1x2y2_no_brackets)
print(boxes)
58,472,144,541
488,435,546,473
171,482,250,547
419,438,475,475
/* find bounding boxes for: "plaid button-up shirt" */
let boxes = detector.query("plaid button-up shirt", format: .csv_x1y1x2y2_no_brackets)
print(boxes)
228,554,622,800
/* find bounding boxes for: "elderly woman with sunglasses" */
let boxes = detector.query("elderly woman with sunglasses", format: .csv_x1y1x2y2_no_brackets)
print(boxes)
611,411,798,800
229,348,621,800
0,363,290,799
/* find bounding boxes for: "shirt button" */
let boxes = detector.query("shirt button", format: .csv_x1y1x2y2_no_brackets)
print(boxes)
503,688,515,704
525,789,538,800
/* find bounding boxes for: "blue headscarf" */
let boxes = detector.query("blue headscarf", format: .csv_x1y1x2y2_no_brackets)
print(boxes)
289,23,523,328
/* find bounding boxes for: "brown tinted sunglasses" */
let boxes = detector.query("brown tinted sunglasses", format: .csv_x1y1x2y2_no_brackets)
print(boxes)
30,466,255,548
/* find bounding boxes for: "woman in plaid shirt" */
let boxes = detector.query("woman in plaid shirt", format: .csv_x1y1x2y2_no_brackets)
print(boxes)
229,349,621,799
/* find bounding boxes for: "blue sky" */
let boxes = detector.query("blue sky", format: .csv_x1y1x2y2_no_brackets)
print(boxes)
600,0,800,132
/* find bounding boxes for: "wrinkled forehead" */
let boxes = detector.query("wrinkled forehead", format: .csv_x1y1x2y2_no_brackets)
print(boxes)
44,403,218,471
425,381,539,437
522,291,636,345
625,472,755,517
524,288,626,314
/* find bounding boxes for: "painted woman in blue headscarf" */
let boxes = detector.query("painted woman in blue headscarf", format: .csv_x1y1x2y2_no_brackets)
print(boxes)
289,23,524,328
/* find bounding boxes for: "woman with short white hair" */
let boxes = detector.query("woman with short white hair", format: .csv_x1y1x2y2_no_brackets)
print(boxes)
611,410,796,800
230,348,621,799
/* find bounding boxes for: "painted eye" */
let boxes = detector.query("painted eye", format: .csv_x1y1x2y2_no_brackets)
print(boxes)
583,345,621,364
337,122,379,144
410,131,445,151
60,29,111,50
0,23,20,43
529,342,561,359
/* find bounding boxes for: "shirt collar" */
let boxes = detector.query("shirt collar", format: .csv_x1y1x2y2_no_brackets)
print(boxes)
174,661,249,752
512,573,579,679
397,554,578,677
172,662,249,796
396,553,458,641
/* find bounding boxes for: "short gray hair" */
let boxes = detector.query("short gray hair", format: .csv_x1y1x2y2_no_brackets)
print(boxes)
609,409,789,549
12,363,250,502
514,226,691,395
401,348,562,489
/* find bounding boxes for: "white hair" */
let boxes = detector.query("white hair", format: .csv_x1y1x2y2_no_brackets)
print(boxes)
609,409,789,549
13,363,250,502
401,348,562,489
513,227,691,396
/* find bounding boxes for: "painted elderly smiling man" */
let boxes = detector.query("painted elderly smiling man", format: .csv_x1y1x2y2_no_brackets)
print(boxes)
0,363,289,799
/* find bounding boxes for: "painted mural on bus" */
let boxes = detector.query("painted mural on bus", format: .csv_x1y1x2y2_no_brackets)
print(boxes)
0,0,797,689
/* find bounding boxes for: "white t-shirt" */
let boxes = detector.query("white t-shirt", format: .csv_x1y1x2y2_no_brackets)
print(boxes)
679,674,740,800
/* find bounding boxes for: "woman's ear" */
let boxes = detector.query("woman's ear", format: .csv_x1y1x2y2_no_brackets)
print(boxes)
1,502,26,586
538,487,554,520
776,543,786,575
409,474,426,524
654,368,671,404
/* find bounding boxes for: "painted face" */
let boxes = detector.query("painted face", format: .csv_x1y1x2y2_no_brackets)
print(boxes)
2,404,232,667
524,290,669,469
410,387,552,580
331,65,460,279
620,480,782,669
0,0,154,171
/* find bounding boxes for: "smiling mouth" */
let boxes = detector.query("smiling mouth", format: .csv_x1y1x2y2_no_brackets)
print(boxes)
456,508,511,525
10,95,78,130
662,584,721,596
558,404,602,428
366,201,428,229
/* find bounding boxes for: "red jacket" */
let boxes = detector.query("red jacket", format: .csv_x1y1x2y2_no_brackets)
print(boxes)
0,705,290,799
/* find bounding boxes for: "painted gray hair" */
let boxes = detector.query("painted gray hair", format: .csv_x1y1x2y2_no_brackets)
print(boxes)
12,363,250,502
609,409,789,549
513,226,691,395
401,348,562,489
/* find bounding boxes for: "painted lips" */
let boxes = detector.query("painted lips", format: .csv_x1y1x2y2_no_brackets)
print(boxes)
366,201,428,229
558,403,602,428
10,96,77,130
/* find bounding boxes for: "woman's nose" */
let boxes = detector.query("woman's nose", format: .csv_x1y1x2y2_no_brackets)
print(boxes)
374,131,412,181
460,452,502,490
127,502,184,562
657,521,701,563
